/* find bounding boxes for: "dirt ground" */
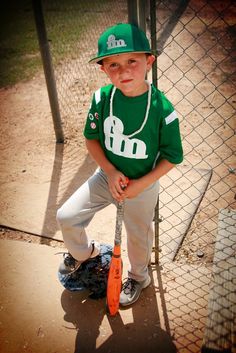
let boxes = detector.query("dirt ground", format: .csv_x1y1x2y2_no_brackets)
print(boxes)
0,0,235,262
0,2,235,352
0,70,214,353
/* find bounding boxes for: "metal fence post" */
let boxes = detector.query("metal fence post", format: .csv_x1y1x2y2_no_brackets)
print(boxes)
137,0,146,32
32,0,64,143
150,0,158,88
128,0,159,264
127,0,146,30
127,0,138,26
150,0,159,264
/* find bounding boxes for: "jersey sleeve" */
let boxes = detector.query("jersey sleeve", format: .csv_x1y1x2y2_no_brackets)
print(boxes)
83,89,101,140
159,94,183,164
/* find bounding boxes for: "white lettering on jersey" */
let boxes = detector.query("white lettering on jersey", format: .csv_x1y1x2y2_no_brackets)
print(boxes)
104,115,148,159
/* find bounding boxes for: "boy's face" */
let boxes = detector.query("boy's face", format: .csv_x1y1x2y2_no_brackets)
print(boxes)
100,53,155,97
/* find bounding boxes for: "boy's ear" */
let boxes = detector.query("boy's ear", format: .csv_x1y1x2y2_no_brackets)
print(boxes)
147,54,156,72
147,54,156,65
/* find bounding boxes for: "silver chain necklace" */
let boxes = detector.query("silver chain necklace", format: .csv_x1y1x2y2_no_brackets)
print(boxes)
109,81,152,138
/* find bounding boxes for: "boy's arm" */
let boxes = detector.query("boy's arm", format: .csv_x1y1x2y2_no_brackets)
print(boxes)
85,138,127,201
140,159,174,188
124,159,174,199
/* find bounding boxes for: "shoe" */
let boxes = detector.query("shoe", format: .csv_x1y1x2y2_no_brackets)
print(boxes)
58,240,100,275
119,276,151,306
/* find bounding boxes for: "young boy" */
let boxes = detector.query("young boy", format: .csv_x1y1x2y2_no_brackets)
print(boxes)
57,23,183,306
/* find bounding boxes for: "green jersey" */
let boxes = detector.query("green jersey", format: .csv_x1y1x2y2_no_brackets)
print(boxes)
84,83,183,179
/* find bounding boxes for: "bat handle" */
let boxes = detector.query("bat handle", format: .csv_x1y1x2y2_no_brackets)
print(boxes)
114,177,128,244
114,201,124,245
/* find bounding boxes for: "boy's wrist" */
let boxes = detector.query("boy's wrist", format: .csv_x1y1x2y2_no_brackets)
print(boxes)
138,174,155,190
103,164,117,175
140,160,175,187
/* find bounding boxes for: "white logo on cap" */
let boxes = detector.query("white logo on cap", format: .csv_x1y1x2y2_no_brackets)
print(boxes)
107,35,127,50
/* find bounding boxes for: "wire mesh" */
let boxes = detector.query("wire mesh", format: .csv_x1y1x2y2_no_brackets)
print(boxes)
42,0,128,140
155,0,235,267
153,1,235,352
40,0,236,351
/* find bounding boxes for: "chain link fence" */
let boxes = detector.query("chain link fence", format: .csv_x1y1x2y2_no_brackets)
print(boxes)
39,0,235,351
155,0,235,263
41,0,128,140
154,1,235,351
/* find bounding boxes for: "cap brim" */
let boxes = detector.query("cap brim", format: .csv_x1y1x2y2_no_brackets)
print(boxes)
89,50,153,64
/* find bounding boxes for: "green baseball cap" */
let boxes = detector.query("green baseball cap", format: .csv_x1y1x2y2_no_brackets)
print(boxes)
89,23,152,64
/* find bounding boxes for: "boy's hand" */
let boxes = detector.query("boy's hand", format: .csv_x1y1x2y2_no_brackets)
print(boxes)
106,169,128,202
122,179,146,199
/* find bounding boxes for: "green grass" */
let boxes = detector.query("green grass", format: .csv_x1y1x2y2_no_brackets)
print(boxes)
0,0,108,88
0,1,40,87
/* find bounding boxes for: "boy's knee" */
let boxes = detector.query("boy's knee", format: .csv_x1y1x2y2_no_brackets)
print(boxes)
56,207,63,224
56,206,71,226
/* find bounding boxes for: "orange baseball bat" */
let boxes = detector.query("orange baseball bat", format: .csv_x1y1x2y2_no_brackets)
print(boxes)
107,178,128,316
107,201,124,316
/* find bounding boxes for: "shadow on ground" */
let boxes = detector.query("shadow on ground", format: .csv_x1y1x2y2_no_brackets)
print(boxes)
61,266,177,353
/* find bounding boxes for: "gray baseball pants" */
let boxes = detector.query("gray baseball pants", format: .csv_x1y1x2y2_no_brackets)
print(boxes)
56,168,159,282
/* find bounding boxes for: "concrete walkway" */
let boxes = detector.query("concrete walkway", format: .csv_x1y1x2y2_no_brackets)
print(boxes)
0,239,211,353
